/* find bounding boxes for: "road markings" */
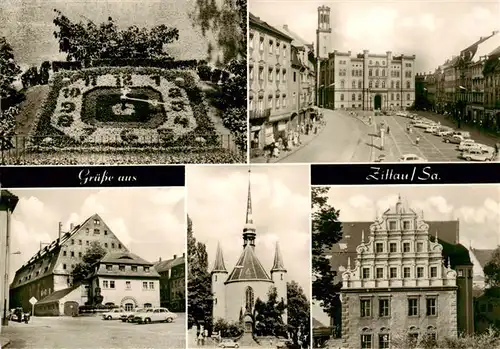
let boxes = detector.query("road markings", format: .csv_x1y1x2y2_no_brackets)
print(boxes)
384,113,426,159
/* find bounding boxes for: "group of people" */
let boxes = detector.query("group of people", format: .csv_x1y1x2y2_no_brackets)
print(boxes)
20,62,51,89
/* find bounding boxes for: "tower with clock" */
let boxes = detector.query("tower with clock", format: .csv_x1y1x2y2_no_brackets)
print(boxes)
316,5,332,60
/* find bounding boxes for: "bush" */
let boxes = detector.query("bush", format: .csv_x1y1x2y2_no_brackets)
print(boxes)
197,65,212,81
391,328,500,349
213,318,244,338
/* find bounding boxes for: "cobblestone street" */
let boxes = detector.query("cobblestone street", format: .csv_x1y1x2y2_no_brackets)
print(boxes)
3,313,186,349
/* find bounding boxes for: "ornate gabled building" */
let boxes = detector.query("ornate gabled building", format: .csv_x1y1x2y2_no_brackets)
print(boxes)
211,171,287,326
10,214,128,314
340,196,458,349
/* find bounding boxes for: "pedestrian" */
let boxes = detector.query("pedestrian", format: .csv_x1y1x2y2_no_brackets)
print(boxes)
387,126,390,134
416,136,420,145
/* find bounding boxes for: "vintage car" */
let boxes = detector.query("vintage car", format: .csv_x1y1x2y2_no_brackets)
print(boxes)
133,307,177,324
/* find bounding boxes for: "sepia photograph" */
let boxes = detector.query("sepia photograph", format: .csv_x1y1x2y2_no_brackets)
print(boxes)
311,185,500,348
0,188,186,349
186,165,311,349
249,0,500,163
0,0,246,165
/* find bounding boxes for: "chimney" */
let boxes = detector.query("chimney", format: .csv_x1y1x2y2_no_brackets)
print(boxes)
58,222,62,241
283,24,288,31
182,252,185,258
70,223,74,231
159,257,162,262
173,254,177,259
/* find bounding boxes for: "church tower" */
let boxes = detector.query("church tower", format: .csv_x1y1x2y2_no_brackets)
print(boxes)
211,242,227,321
316,5,332,59
271,241,288,324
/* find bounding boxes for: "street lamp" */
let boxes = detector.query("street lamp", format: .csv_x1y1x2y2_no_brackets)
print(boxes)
457,86,467,129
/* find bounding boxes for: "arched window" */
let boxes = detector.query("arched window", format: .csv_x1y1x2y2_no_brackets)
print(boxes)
375,80,379,88
375,69,379,77
340,94,344,101
382,81,386,88
396,93,400,100
406,81,411,89
426,326,437,343
379,328,390,349
369,81,373,88
245,287,254,311
396,81,400,89
369,69,372,77
391,93,394,101
352,93,355,101
352,81,356,89
340,80,344,88
358,81,362,89
391,81,394,89
407,93,410,100
358,94,362,101
382,69,385,77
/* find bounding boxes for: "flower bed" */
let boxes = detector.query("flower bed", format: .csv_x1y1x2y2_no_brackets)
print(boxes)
31,66,219,149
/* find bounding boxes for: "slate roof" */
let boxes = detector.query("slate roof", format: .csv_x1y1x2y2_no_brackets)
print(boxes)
212,243,227,273
280,25,309,48
313,317,327,328
0,190,19,211
471,248,496,268
249,13,293,42
226,245,272,283
101,252,151,266
271,242,286,272
36,285,80,305
154,254,185,273
95,252,159,278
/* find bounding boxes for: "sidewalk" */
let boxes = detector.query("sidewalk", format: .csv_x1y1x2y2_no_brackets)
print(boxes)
251,123,327,163
0,336,11,348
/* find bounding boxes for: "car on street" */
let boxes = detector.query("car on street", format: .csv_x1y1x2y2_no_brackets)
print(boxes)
457,140,477,151
134,307,178,324
461,148,495,161
414,122,434,129
218,339,239,348
120,308,145,322
399,154,427,162
473,143,495,153
444,134,466,144
425,126,439,133
435,127,454,137
102,308,125,320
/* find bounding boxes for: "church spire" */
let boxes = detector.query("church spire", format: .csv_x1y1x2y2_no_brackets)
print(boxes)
271,242,287,273
243,168,256,248
212,242,227,273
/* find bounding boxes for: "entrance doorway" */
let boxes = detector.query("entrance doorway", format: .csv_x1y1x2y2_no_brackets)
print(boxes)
374,95,382,110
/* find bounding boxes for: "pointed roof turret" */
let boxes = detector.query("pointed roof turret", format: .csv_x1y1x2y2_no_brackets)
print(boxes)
271,242,286,273
212,242,227,273
243,168,257,248
226,245,273,283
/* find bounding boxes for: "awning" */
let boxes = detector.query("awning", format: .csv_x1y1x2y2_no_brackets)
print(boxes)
250,125,261,132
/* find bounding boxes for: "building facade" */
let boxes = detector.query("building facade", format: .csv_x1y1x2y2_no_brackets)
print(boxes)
249,13,293,153
87,252,160,311
154,253,186,312
483,50,500,131
340,197,458,348
10,214,128,313
211,175,287,326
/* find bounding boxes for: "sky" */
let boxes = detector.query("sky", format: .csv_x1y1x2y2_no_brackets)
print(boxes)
249,0,500,73
7,188,186,283
186,165,311,299
312,184,500,325
0,0,215,69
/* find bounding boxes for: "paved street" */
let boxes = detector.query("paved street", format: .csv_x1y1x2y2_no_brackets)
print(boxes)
279,109,373,163
3,313,186,349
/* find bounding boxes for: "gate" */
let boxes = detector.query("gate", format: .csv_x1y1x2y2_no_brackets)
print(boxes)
64,301,79,316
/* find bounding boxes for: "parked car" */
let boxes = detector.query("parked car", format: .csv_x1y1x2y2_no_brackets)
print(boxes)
453,131,471,139
134,307,177,324
457,140,477,151
218,339,239,348
425,126,439,133
414,122,436,129
443,134,465,144
473,144,495,153
461,148,495,161
435,127,454,137
102,308,125,320
120,308,145,322
399,154,427,162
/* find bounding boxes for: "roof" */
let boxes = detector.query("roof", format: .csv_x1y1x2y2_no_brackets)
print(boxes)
472,31,500,63
212,243,227,273
154,255,185,273
36,285,80,305
313,317,328,328
281,25,309,48
471,248,496,268
328,220,460,276
226,245,272,283
271,242,286,272
100,252,152,266
430,237,473,267
249,13,293,42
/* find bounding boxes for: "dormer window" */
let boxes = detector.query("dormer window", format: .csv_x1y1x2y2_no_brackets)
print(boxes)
119,265,125,271
106,265,113,271
94,219,100,225
132,266,138,272
144,267,150,272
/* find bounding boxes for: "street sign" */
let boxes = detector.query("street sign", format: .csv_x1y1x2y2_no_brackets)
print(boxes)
29,297,37,305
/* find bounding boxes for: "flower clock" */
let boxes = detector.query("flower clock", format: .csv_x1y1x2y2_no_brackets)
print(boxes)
50,73,197,145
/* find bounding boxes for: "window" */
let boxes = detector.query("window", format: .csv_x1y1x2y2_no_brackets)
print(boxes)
78,252,82,257
417,242,423,252
417,267,424,278
104,230,108,235
111,243,115,248
103,280,109,288
360,299,371,317
340,80,345,88
352,93,355,101
340,94,344,101
379,299,389,317
110,281,115,289
149,282,154,290
389,243,397,252
144,267,150,272
86,241,89,246
268,40,273,54
362,268,370,279
358,81,362,89
376,268,384,279
105,243,108,248
369,81,372,88
426,298,437,316
382,81,385,88
408,298,419,316
488,303,493,312
430,266,437,278
293,72,296,82
361,334,372,349
403,243,410,252
63,251,67,256
376,243,383,252
132,266,137,272
358,94,361,101
71,239,75,245
403,221,410,230
375,69,379,77
143,282,148,289
382,69,385,77
458,269,464,277
391,81,394,89
389,221,396,230
71,251,75,257
94,219,100,225
369,69,372,77
396,81,400,89
85,228,89,235
144,303,152,308
106,265,112,271
94,229,100,235
119,265,125,271
246,286,255,311
124,302,133,311
126,281,131,289
379,334,390,349
403,267,411,278
390,268,397,278
352,81,356,88
78,240,82,245
63,264,67,270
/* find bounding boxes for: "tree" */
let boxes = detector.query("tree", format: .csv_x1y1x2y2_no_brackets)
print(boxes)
287,281,310,348
253,286,287,337
187,215,213,330
311,187,343,322
52,9,180,63
484,247,500,288
71,241,107,284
